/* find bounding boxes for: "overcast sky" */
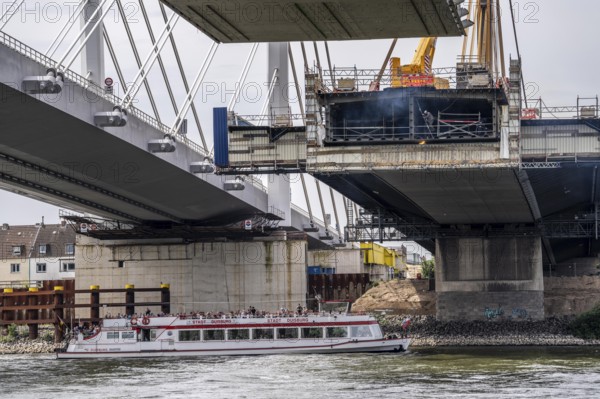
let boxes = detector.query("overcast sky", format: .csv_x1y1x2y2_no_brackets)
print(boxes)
1,0,599,228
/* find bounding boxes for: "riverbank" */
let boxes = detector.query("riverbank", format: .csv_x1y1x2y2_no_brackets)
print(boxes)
381,315,600,347
1,316,598,355
352,276,600,318
0,339,61,355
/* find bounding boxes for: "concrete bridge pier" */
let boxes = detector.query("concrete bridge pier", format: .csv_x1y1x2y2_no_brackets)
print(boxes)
74,235,308,316
435,235,544,321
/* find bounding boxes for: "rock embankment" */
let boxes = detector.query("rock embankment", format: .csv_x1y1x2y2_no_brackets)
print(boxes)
0,339,61,355
353,279,435,315
381,315,600,346
354,276,600,317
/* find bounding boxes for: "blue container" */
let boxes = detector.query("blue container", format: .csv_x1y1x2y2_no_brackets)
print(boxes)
307,266,322,275
213,107,229,167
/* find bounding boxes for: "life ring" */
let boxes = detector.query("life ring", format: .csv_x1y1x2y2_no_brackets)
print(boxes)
142,316,150,325
130,317,138,326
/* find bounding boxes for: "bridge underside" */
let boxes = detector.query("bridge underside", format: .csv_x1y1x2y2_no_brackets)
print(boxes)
0,82,263,227
527,165,600,263
162,0,466,42
316,168,533,225
315,162,600,264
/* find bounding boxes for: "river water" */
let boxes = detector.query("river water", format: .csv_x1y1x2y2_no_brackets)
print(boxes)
1,347,599,398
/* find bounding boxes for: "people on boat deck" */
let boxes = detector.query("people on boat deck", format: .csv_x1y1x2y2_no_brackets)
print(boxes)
101,305,340,321
71,323,100,337
400,317,412,338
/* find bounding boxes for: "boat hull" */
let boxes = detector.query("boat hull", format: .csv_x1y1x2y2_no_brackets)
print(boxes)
56,338,410,359
56,313,410,359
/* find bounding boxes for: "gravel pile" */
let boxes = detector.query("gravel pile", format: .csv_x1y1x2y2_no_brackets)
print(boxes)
381,315,600,346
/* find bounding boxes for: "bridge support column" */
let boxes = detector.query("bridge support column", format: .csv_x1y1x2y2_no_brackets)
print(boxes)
160,284,171,315
125,284,135,316
81,0,105,84
53,286,65,343
90,285,100,322
2,288,15,336
435,236,544,321
27,288,39,340
74,237,307,316
267,42,292,226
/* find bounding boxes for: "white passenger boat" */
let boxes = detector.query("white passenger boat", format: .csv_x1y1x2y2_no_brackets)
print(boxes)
56,304,410,359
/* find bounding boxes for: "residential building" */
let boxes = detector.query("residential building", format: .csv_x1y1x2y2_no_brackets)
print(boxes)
0,222,76,285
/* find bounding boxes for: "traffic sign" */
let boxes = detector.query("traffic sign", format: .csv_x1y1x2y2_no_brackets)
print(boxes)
104,77,114,87
244,220,252,230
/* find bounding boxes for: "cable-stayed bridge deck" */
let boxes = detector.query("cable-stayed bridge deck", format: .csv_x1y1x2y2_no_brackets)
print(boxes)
0,32,340,245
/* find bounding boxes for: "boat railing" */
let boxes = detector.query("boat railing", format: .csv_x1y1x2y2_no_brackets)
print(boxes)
174,311,353,321
101,309,362,324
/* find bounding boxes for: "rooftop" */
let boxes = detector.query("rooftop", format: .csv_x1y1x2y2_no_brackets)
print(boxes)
0,223,76,259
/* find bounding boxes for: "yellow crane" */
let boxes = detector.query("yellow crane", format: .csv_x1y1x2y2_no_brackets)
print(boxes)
398,37,437,75
389,37,449,89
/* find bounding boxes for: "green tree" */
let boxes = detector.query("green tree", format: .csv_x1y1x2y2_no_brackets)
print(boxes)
421,259,435,279
569,304,600,339
0,324,19,343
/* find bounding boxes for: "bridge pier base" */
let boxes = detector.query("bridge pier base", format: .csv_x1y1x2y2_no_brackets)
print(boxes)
435,236,544,321
74,236,307,316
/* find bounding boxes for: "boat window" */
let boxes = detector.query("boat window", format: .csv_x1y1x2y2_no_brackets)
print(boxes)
106,332,119,339
326,327,348,338
227,329,250,341
203,329,225,341
277,328,299,339
301,327,323,339
179,330,201,341
350,326,373,338
122,331,135,339
252,328,274,340
371,325,383,339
